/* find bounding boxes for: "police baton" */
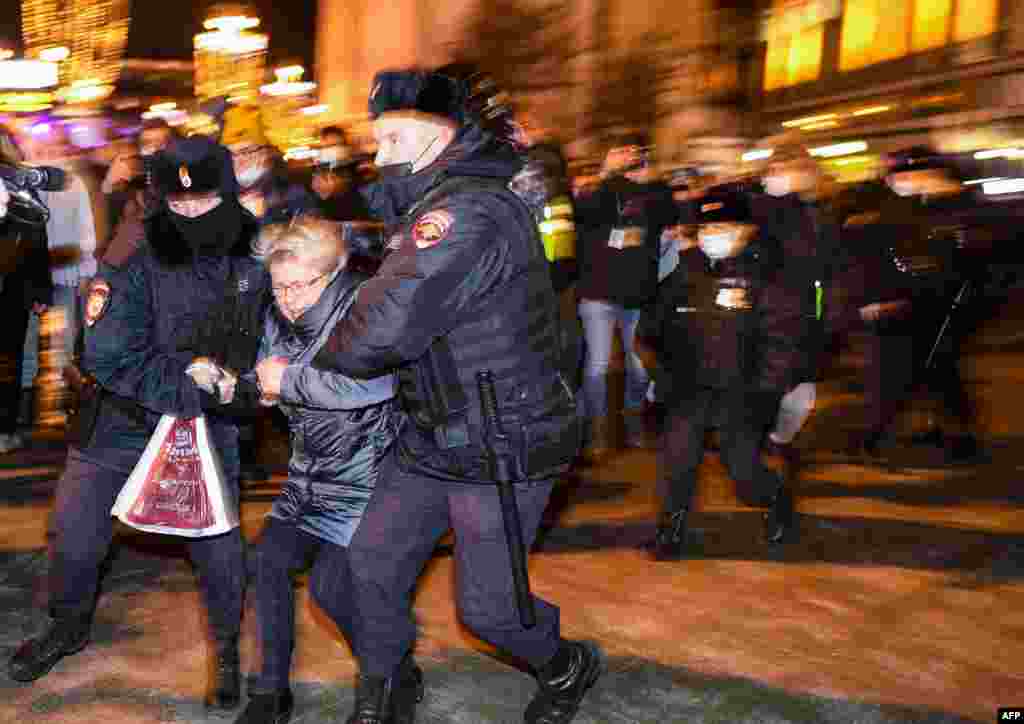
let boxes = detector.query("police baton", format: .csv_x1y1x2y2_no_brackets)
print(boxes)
925,279,970,371
476,370,537,628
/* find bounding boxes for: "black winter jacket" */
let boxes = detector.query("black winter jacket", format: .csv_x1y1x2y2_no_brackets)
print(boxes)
638,245,804,414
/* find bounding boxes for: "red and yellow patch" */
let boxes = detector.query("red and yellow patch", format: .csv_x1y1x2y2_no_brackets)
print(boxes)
412,210,454,249
84,279,111,327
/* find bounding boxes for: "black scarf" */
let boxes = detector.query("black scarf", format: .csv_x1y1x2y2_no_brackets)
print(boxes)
169,198,245,258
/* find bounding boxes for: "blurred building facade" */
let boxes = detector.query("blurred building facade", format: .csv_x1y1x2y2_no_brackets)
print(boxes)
315,0,758,165
752,0,1024,180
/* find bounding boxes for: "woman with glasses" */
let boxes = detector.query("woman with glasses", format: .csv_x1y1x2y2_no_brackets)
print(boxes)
194,214,400,724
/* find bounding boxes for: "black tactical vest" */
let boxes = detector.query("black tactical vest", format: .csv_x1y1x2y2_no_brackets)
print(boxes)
393,176,578,483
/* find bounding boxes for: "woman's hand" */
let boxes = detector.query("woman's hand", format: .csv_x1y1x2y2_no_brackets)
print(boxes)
185,357,237,404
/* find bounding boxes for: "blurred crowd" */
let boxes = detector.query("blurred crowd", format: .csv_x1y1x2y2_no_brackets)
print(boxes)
1,102,1020,546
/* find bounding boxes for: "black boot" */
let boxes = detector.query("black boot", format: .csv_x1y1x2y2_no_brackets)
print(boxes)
650,509,688,561
235,689,294,724
524,640,604,724
946,433,980,464
764,486,796,545
860,429,885,459
206,636,241,711
7,615,90,682
347,653,424,724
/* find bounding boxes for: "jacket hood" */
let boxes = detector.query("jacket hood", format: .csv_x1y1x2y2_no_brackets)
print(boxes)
360,124,525,222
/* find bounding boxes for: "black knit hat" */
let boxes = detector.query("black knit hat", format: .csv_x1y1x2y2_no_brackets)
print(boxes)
885,145,952,176
696,186,755,225
150,135,239,196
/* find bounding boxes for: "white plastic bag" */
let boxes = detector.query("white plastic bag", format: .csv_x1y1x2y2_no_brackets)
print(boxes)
111,415,239,537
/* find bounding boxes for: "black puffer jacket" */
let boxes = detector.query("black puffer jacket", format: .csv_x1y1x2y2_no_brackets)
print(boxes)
639,244,804,413
259,268,396,547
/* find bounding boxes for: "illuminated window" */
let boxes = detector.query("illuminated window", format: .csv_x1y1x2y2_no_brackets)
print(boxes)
763,0,826,90
911,0,953,52
954,0,999,42
840,0,998,72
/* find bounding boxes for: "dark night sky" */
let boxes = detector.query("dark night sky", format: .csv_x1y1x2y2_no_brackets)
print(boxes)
0,1,318,78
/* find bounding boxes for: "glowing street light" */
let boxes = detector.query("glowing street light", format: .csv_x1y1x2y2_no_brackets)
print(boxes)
203,2,261,32
0,59,59,90
39,46,70,62
260,66,316,97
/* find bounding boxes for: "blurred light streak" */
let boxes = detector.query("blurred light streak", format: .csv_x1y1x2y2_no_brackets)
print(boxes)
205,15,261,32
742,149,775,162
39,46,70,62
809,141,868,158
0,60,58,89
851,105,892,117
782,112,838,128
801,120,840,131
983,179,1024,195
283,146,317,160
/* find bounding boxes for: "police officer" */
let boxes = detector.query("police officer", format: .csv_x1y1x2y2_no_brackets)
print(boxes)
856,147,981,461
638,186,804,560
258,66,601,724
7,137,269,712
509,131,582,391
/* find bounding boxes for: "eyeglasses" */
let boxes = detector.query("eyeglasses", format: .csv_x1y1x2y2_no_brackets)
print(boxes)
272,271,329,298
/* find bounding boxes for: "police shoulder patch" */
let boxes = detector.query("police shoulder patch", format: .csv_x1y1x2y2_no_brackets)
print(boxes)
84,278,112,327
412,210,454,249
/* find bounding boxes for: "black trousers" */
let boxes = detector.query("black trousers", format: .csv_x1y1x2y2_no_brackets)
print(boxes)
249,518,357,693
864,322,971,437
659,387,782,514
48,453,245,642
346,449,560,678
0,300,30,435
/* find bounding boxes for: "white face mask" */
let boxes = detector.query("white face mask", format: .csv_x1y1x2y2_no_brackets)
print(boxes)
763,175,790,197
235,163,269,189
888,178,916,197
698,224,752,261
319,145,350,168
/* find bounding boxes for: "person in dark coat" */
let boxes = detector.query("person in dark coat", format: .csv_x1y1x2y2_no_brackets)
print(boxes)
193,216,398,724
755,149,847,467
7,137,269,713
854,147,982,461
638,186,804,560
574,133,676,452
312,135,374,223
257,66,599,724
0,125,53,454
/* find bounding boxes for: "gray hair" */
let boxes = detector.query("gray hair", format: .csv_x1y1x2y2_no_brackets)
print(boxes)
253,215,349,274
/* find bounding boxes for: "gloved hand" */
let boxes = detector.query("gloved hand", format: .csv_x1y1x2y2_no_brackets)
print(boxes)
186,357,238,404
0,183,8,219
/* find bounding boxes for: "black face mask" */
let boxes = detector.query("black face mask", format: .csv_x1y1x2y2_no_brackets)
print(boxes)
169,198,243,255
375,135,441,180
